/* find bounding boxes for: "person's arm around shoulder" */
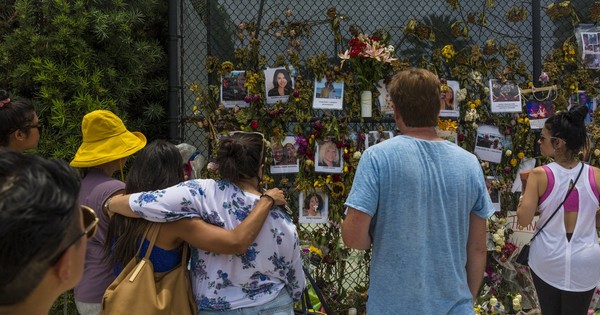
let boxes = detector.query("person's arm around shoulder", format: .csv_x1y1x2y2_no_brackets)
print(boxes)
466,212,487,302
103,189,126,217
517,166,546,227
106,193,140,218
342,207,372,250
164,188,286,254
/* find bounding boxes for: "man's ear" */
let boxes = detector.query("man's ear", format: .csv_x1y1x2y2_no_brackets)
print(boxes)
13,129,26,142
53,247,74,282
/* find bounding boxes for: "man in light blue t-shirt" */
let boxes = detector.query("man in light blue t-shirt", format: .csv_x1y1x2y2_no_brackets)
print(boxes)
343,68,495,314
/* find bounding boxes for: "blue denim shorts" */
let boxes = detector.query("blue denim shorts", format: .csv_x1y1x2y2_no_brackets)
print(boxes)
197,289,294,315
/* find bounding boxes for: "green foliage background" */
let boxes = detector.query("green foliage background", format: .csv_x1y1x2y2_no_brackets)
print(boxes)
0,0,169,159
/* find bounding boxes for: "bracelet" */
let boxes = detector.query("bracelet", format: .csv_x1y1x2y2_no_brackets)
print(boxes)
260,194,275,207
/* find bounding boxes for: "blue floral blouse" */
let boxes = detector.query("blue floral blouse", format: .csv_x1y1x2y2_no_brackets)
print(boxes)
128,179,305,311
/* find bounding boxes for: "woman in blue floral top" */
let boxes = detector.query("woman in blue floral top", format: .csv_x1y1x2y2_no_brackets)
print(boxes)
108,132,305,314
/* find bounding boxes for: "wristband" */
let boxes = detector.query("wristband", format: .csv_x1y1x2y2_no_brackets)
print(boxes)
260,194,275,207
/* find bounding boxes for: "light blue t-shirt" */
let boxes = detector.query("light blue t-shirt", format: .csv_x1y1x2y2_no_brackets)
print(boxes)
345,135,495,314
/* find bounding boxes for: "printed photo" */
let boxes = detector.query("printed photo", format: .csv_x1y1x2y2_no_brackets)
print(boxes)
376,79,394,116
474,125,505,163
486,176,501,212
314,139,343,174
313,77,344,110
365,130,394,149
270,135,300,174
569,91,597,125
299,190,329,224
439,80,460,117
221,70,249,108
489,79,522,113
526,100,555,129
265,67,294,104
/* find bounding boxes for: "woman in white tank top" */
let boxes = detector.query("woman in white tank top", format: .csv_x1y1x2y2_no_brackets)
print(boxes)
517,105,600,315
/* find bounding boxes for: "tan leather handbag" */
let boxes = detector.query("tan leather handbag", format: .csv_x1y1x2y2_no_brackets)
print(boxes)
101,223,197,315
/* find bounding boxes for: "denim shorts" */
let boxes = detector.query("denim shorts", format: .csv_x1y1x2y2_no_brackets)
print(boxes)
197,289,294,315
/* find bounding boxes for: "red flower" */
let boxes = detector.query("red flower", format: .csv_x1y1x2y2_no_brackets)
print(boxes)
250,120,258,130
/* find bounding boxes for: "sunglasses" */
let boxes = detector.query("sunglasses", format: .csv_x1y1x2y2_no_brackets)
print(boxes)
539,134,560,142
228,131,266,161
24,123,43,133
49,205,99,265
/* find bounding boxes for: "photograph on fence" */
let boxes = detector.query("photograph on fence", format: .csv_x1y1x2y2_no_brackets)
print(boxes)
313,77,344,110
376,79,394,116
299,190,329,224
439,80,460,117
220,70,248,107
525,100,555,129
314,139,343,173
489,79,522,113
569,91,597,125
264,67,294,104
474,125,505,163
270,136,299,174
364,130,395,149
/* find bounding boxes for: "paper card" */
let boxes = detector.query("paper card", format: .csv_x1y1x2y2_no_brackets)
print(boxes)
376,79,394,116
474,125,505,163
265,67,294,104
439,80,460,117
490,79,522,113
270,135,300,174
526,100,555,129
364,130,394,149
221,70,249,108
313,77,344,110
299,190,329,224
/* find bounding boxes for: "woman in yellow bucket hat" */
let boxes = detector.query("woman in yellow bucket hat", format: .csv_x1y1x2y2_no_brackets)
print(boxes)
69,110,146,315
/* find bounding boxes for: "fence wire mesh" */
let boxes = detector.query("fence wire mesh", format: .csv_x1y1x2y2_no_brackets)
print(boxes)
177,1,593,313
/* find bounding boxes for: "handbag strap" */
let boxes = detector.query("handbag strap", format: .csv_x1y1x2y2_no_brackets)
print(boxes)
529,162,584,243
303,266,332,315
134,223,161,260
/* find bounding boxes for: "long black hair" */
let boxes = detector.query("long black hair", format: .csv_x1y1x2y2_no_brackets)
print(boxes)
105,140,185,269
0,90,36,147
544,105,589,154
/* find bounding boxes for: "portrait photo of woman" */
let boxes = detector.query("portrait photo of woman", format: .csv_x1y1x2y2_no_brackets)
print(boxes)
299,191,329,224
315,140,343,174
265,68,293,104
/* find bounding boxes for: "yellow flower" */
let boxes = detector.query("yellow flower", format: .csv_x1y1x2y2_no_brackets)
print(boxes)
474,99,481,106
517,152,525,159
510,158,518,167
343,165,349,173
309,245,322,257
331,182,346,198
325,175,333,184
221,61,234,73
517,118,524,124
441,44,456,60
314,179,325,188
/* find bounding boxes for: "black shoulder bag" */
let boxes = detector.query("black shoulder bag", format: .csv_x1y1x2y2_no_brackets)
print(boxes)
516,163,584,266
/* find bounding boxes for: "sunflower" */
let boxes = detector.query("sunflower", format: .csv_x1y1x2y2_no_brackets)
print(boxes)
330,182,346,198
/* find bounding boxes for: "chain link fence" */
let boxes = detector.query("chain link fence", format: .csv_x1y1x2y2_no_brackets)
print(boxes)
176,1,591,313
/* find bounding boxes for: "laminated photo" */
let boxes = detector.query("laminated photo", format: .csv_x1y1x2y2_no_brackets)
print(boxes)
439,80,460,117
313,77,344,110
265,67,294,104
270,135,299,174
489,79,522,113
365,130,394,149
221,70,249,108
376,79,394,116
314,139,343,174
474,125,504,163
525,100,555,129
299,190,329,224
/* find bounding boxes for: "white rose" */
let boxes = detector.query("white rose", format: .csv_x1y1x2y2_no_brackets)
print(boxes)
594,149,600,157
505,149,512,156
484,87,490,94
490,296,498,306
353,151,362,160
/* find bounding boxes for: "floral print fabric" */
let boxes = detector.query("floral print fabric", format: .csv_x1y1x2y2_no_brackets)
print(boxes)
128,179,305,311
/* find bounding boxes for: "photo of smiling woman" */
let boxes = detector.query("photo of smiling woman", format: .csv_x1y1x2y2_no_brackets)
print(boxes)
315,140,343,174
265,68,293,104
299,191,329,224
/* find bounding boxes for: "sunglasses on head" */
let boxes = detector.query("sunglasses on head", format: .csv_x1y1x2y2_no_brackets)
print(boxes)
49,205,99,265
539,134,560,142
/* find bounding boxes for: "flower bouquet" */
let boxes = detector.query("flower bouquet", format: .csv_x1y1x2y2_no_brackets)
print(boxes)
339,33,397,117
338,33,397,91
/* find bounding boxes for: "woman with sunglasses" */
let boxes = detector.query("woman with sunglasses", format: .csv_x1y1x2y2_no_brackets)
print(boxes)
105,140,285,276
0,90,41,152
108,132,304,315
0,148,97,315
517,105,600,315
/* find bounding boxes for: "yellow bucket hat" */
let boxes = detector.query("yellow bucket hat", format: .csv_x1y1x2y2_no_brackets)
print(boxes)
70,110,147,168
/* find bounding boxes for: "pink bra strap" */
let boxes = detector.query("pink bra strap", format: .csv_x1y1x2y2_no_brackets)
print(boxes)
539,165,554,204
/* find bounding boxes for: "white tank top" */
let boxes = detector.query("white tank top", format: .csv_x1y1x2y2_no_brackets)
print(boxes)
530,162,600,291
